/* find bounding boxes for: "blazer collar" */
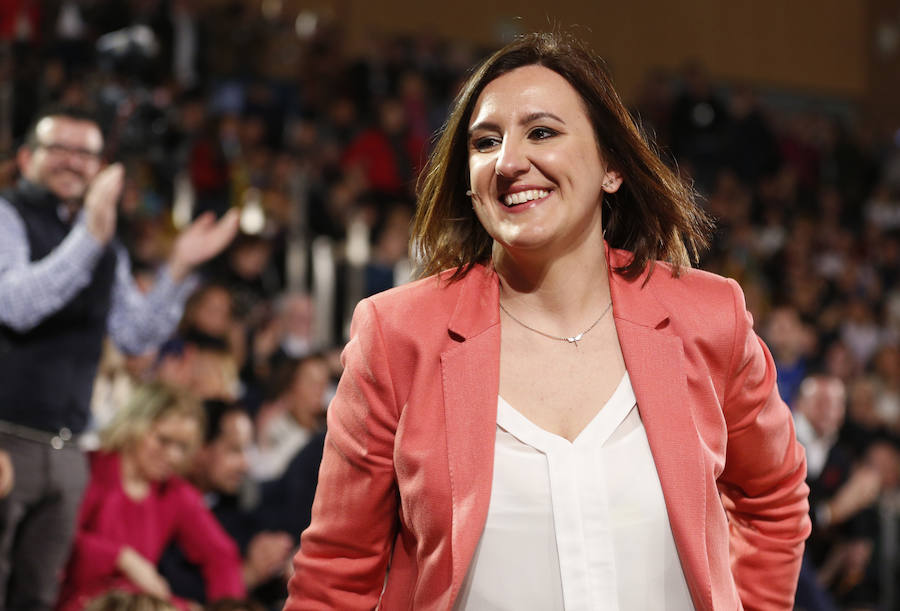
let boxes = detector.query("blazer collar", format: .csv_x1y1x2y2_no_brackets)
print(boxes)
446,263,501,341
605,244,670,330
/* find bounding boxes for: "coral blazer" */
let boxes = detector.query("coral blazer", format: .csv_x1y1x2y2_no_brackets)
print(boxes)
286,247,811,611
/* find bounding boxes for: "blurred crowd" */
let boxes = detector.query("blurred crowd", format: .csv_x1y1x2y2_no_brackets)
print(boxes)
1,0,900,610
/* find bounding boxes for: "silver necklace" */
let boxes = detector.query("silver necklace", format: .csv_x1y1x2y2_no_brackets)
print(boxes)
498,299,613,347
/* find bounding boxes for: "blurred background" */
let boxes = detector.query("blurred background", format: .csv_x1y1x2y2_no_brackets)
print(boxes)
2,0,900,609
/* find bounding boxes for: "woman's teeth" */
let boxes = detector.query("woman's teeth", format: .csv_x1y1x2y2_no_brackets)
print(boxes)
503,189,549,206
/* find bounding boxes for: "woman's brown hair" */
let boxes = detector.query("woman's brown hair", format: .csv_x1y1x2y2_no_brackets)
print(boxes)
413,31,713,281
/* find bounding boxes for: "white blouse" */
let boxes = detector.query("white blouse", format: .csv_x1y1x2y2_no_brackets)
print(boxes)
454,373,694,610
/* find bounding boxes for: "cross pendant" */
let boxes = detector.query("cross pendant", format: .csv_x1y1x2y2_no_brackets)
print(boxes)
566,333,584,346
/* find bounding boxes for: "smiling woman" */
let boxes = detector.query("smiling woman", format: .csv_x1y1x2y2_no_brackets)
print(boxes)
287,31,810,611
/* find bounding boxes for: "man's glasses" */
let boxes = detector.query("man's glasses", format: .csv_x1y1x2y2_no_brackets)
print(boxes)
36,142,103,161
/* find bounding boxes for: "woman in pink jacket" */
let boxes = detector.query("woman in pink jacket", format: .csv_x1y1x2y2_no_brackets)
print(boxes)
287,32,810,610
58,384,245,611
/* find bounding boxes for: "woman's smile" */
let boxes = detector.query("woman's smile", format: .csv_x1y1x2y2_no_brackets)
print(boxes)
498,186,552,211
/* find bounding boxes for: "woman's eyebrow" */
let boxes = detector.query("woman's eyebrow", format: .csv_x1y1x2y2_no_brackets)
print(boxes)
469,111,566,136
468,120,500,136
521,111,565,125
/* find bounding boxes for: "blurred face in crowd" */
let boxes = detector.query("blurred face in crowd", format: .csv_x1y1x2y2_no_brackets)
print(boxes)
157,346,238,401
375,206,413,263
874,345,900,379
379,99,406,135
289,357,330,427
194,410,253,494
765,307,813,362
848,378,881,428
866,442,900,491
797,376,846,439
188,286,233,338
130,413,201,483
19,116,104,202
825,341,856,381
281,293,313,339
189,350,239,400
230,239,272,280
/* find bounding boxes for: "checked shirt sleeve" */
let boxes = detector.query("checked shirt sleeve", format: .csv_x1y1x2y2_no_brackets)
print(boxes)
0,198,105,332
106,244,199,355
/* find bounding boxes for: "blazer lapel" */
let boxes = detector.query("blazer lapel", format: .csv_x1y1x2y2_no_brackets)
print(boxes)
608,253,714,611
440,265,502,604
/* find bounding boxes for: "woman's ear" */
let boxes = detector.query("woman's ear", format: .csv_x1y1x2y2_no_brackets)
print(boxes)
601,169,623,194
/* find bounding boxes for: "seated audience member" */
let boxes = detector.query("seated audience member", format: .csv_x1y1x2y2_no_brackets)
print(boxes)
178,283,246,368
795,376,882,536
255,430,326,546
840,376,894,460
159,401,293,605
243,291,317,400
155,332,239,401
180,284,235,341
764,305,815,407
207,234,282,337
794,375,883,609
250,354,329,481
363,203,413,298
57,384,245,611
341,97,425,199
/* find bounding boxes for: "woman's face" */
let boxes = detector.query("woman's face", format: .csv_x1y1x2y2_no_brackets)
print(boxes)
190,287,232,337
131,413,200,483
467,65,621,256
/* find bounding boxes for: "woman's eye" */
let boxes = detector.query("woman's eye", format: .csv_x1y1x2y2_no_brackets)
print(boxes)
529,127,557,140
473,136,500,152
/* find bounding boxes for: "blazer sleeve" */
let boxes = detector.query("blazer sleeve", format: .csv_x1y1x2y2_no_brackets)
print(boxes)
716,278,812,610
285,298,401,610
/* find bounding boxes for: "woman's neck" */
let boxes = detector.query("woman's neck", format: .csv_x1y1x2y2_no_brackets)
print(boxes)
493,237,611,328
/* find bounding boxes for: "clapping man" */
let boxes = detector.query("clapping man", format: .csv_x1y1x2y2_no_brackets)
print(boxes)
0,107,239,610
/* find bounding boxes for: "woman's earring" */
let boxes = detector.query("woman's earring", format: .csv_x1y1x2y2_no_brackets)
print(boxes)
466,190,474,196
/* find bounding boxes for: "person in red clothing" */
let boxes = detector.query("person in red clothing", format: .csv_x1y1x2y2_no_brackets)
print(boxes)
57,384,245,611
0,0,41,44
342,97,426,199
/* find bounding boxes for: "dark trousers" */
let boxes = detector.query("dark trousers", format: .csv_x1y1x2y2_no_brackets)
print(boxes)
0,433,88,611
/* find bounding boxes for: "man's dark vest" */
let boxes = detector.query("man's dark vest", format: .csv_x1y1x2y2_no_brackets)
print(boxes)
0,180,117,433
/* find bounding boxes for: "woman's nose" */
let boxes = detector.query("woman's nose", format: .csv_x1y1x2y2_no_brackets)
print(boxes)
495,139,530,178
165,444,187,468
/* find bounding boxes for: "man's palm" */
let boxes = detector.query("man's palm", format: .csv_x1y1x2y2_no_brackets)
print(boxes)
171,209,240,279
